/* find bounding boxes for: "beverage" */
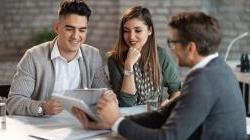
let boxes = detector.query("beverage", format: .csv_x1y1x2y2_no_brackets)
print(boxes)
147,96,158,111
0,97,6,129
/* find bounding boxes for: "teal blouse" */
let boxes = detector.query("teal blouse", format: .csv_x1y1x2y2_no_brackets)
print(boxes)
107,47,181,107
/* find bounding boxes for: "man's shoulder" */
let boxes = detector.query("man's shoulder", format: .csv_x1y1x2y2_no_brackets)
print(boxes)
26,41,52,57
80,44,99,53
186,58,230,84
80,44,102,58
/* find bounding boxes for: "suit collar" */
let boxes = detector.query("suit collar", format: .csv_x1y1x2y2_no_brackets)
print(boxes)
189,52,219,73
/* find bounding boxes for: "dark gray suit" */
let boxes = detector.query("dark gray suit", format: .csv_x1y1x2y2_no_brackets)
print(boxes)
118,57,246,140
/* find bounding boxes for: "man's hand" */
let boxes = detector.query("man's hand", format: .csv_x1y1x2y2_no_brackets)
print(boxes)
97,90,121,127
159,91,181,109
42,99,63,115
72,107,110,129
72,90,121,130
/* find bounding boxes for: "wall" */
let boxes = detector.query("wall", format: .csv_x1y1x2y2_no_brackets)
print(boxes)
0,0,249,84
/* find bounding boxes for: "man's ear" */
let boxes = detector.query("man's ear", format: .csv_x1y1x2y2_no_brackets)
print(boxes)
187,42,197,54
53,20,60,35
186,42,198,61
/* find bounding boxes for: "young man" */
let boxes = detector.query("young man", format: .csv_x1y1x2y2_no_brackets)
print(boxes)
73,11,247,140
7,0,110,116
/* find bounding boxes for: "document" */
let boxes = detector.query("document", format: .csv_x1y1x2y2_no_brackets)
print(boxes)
53,88,108,121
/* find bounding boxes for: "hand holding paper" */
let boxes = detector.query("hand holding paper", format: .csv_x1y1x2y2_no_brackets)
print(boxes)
53,88,108,121
96,91,121,127
43,99,63,115
72,90,120,129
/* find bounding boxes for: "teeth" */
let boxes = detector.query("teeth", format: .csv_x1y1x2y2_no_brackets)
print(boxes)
129,41,136,45
71,41,79,44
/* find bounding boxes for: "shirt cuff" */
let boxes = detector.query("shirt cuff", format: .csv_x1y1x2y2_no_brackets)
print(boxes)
111,117,125,133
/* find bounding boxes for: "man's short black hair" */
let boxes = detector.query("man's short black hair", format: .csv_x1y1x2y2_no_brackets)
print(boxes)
59,0,91,20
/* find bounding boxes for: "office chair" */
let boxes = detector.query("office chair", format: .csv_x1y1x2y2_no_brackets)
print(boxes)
0,85,10,98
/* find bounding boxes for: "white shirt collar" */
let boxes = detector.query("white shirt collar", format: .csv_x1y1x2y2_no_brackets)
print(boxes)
51,40,82,61
189,52,219,73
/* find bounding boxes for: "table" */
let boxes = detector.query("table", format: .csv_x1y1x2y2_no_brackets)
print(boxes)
0,105,147,140
227,61,250,116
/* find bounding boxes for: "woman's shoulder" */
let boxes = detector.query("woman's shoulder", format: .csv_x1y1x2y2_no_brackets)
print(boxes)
107,52,117,62
157,46,171,59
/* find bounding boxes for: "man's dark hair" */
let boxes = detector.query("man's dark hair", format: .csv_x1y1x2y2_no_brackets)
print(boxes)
59,0,91,21
168,11,222,56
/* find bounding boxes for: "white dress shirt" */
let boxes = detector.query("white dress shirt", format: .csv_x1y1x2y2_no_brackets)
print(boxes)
111,52,219,133
188,52,219,74
51,41,82,94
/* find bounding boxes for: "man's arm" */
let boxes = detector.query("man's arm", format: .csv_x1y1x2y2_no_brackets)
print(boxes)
91,51,111,88
118,71,215,140
7,49,64,116
7,51,42,116
127,98,178,128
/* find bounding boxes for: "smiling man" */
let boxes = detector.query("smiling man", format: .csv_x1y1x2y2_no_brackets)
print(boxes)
7,0,110,117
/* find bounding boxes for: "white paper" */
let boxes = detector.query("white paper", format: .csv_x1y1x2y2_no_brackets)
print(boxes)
30,127,109,140
1,111,110,140
53,88,108,121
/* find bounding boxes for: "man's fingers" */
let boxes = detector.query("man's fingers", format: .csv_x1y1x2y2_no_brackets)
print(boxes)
72,107,89,128
103,90,117,101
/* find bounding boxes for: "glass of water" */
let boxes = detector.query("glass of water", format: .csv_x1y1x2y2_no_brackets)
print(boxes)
0,97,7,129
146,95,159,111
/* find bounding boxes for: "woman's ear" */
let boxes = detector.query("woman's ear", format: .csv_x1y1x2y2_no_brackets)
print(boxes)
148,26,152,36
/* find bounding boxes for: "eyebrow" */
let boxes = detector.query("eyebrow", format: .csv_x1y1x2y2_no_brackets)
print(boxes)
123,26,142,30
65,25,87,30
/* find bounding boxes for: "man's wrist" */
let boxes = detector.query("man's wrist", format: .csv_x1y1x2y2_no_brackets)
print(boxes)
111,116,125,133
37,101,46,116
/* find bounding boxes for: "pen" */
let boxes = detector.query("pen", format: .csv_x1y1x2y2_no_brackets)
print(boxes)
28,135,49,140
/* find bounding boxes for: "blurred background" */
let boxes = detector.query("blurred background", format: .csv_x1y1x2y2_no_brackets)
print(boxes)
0,0,249,84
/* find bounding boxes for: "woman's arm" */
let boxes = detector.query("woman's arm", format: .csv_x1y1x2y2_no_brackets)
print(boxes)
107,56,137,106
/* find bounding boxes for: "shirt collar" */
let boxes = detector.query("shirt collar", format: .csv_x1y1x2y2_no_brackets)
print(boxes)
51,40,82,61
189,52,219,73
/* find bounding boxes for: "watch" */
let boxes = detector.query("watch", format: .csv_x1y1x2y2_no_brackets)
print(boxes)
124,69,134,76
37,104,44,116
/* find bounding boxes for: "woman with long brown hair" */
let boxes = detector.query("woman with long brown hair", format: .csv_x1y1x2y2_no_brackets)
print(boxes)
107,6,181,107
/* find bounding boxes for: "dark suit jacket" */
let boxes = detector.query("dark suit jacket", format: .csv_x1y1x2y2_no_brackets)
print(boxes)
118,57,247,140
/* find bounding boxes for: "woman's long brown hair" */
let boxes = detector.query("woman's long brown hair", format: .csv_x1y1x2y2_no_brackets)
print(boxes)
109,6,161,90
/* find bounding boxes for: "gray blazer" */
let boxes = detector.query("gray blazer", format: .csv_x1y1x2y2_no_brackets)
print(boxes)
7,38,110,116
118,57,246,140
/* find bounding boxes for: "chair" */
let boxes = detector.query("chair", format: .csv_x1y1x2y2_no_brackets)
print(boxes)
0,85,10,98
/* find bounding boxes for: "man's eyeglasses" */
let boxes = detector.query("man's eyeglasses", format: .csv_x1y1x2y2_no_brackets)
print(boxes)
167,39,187,49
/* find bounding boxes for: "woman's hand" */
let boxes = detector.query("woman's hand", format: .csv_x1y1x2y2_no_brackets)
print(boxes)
125,47,141,70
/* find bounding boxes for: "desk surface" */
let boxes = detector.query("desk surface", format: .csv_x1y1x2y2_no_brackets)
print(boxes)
0,105,146,140
1,103,249,140
227,61,250,84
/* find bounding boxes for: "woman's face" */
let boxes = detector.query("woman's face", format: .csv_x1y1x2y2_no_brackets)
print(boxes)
123,18,152,51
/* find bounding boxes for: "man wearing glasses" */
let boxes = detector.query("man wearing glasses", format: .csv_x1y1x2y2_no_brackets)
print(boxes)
73,11,246,140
